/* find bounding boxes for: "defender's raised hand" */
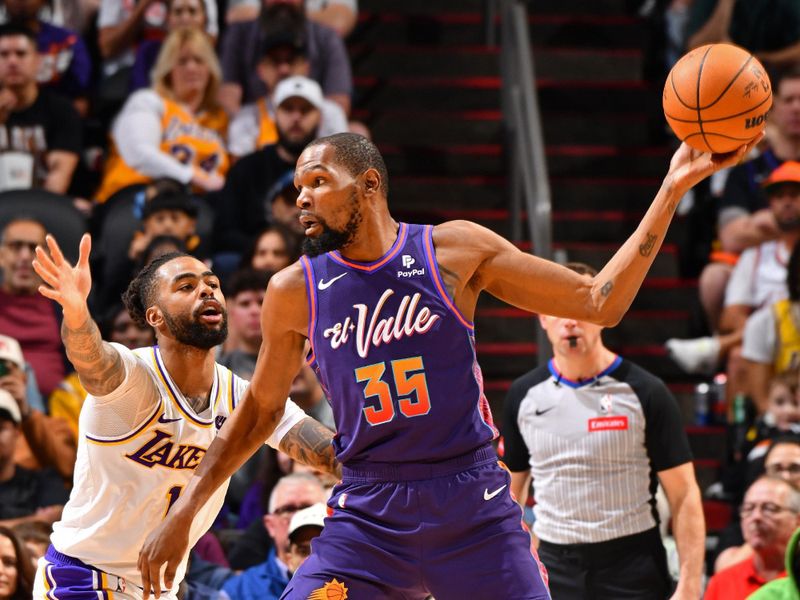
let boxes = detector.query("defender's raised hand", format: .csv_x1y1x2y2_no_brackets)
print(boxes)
33,234,92,327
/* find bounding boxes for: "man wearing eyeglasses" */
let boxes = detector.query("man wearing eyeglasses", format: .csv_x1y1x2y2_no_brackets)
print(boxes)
705,476,800,599
0,217,65,398
217,473,327,600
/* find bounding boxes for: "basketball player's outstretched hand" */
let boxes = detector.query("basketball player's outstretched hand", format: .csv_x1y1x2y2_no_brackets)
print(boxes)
32,234,92,327
138,512,191,599
667,131,765,194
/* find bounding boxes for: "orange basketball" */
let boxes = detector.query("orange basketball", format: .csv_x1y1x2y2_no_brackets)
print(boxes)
663,43,772,153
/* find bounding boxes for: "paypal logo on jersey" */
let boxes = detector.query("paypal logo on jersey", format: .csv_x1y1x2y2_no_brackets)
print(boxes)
323,288,440,358
398,254,425,278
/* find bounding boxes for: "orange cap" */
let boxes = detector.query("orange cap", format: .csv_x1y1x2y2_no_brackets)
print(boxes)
763,161,800,190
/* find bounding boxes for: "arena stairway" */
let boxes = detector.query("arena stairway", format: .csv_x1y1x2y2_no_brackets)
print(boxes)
353,0,729,529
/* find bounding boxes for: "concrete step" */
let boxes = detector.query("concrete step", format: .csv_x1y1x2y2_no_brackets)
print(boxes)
391,175,507,210
352,13,647,49
474,308,691,346
543,112,655,146
360,0,630,18
352,46,642,82
355,76,501,111
363,110,502,146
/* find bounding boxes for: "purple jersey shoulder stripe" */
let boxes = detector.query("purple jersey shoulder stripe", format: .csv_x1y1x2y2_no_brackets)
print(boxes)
300,255,319,365
422,224,474,330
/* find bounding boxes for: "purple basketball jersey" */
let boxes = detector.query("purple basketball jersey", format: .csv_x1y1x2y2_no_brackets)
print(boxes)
301,223,498,464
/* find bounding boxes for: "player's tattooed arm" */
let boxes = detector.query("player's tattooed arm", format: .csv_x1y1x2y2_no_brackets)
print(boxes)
279,417,341,479
62,319,125,396
437,263,461,300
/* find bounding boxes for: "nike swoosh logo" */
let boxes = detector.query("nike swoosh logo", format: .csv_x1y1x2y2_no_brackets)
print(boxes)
157,414,182,424
484,485,507,501
534,407,555,416
318,273,348,290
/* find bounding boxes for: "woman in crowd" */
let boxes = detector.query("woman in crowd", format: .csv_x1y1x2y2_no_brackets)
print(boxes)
0,527,34,600
241,223,300,272
130,0,210,91
94,27,229,202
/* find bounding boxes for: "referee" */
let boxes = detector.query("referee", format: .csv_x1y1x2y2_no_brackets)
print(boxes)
503,262,705,600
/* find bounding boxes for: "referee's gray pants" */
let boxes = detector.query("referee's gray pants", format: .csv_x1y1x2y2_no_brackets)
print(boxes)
537,527,673,600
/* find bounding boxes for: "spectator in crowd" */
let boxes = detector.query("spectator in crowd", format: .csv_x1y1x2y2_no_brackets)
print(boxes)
742,241,800,408
750,525,800,599
0,334,76,482
503,263,704,599
213,75,322,259
304,0,356,38
264,173,303,236
0,526,34,600
288,363,334,432
2,0,91,106
705,476,800,599
672,66,800,363
227,30,347,158
94,27,228,203
97,190,201,311
0,218,65,398
0,389,69,528
219,0,352,116
130,0,209,91
241,224,298,272
0,25,81,194
686,0,800,68
284,502,326,575
219,268,271,380
227,0,357,38
49,303,155,437
718,437,800,572
668,162,800,398
96,0,217,105
11,520,50,568
219,473,327,600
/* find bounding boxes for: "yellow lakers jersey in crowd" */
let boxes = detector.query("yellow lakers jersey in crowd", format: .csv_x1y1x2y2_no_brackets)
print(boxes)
95,94,229,202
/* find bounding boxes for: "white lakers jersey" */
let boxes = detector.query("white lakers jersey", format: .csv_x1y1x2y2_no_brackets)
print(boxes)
50,344,305,593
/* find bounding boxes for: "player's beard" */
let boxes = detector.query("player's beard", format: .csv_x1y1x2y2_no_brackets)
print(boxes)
302,191,362,257
162,307,229,350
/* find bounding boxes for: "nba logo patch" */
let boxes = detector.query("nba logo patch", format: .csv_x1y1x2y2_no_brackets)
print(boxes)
338,493,348,508
599,394,613,414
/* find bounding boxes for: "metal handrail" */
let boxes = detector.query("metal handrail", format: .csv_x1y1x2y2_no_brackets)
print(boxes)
495,0,553,363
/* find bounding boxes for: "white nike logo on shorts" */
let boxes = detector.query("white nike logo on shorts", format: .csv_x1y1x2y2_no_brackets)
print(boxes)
318,273,348,290
483,484,507,501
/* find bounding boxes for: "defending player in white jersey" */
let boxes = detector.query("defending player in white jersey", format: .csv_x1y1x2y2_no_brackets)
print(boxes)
28,234,339,599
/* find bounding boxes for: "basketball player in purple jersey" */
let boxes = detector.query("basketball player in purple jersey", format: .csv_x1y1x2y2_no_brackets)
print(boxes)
139,132,763,599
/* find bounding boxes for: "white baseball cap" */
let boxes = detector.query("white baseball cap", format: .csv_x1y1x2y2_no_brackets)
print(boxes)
274,76,324,112
0,389,20,424
0,334,24,370
288,502,327,540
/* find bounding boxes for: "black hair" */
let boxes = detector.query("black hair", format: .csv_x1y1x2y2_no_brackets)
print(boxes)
225,268,273,298
239,223,301,269
122,252,191,328
0,214,45,243
259,27,307,60
0,24,37,47
141,190,198,220
763,434,800,465
307,133,389,196
790,239,800,302
771,63,800,96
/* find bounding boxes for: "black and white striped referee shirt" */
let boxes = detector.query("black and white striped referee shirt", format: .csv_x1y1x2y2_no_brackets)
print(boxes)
503,356,692,545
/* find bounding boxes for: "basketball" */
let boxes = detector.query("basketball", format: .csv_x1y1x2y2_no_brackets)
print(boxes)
663,43,772,153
